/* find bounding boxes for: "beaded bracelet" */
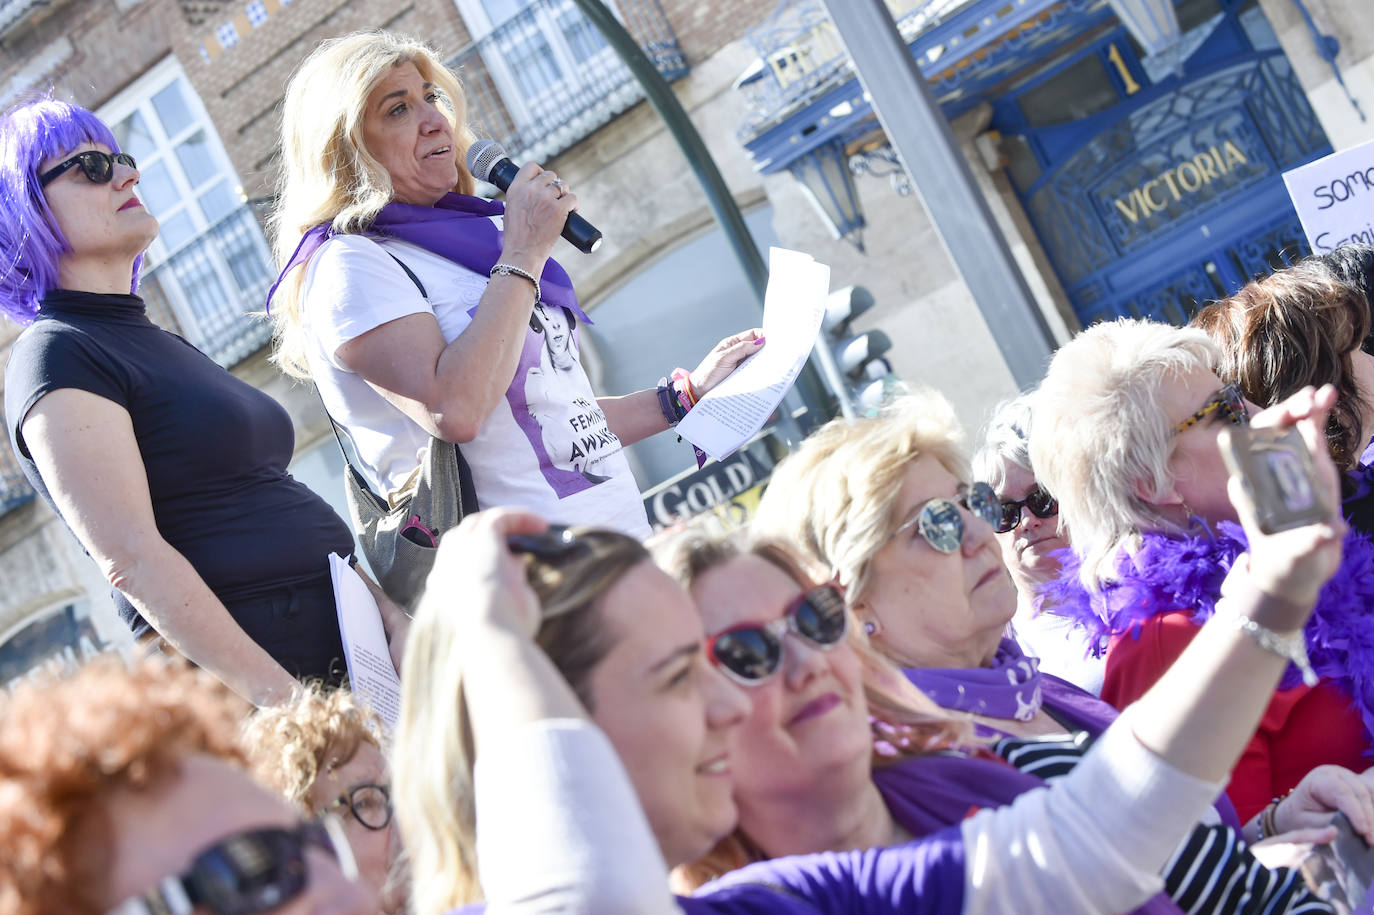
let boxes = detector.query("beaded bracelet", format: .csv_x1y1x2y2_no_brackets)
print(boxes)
671,367,697,412
490,262,541,304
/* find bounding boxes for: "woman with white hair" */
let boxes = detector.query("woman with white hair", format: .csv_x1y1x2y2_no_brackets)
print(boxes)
972,393,1104,694
392,401,1361,914
1032,317,1374,824
266,31,759,552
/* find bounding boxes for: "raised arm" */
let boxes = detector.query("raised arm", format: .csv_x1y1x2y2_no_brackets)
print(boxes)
402,509,677,915
21,389,300,706
335,165,575,443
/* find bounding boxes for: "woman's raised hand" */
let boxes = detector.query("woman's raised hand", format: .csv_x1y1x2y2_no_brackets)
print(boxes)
499,163,579,270
422,508,549,640
1222,384,1346,612
689,328,766,398
1271,764,1374,843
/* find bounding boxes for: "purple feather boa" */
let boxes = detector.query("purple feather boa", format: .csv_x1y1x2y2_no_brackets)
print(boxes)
1038,521,1374,748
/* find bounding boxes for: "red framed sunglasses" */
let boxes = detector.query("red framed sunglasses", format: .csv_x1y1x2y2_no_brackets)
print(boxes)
706,583,849,685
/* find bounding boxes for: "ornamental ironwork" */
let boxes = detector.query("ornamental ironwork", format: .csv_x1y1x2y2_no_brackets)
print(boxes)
448,0,687,165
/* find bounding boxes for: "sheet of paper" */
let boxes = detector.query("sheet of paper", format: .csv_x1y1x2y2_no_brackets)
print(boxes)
329,553,402,733
676,248,830,461
1282,137,1374,254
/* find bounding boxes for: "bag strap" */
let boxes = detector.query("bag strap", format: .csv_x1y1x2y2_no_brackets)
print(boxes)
310,248,479,512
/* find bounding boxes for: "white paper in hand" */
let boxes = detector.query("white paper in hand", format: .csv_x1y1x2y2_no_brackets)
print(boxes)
676,248,831,461
329,553,402,733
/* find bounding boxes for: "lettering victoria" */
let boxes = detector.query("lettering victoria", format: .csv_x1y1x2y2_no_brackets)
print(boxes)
1112,140,1250,224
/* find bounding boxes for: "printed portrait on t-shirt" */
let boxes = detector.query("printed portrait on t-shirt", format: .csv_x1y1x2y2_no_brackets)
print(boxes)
508,305,625,497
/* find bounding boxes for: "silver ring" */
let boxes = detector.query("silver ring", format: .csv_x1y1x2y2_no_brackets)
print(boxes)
551,178,568,197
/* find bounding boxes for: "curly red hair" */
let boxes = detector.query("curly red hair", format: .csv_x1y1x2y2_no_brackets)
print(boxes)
0,656,250,915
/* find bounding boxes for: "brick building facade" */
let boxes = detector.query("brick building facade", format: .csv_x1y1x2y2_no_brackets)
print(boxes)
1,0,1372,678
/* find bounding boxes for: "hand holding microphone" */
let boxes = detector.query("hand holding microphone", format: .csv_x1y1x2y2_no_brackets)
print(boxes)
467,140,603,254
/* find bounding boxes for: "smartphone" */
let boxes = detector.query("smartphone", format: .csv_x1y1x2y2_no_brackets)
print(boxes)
1218,424,1329,534
1298,812,1374,913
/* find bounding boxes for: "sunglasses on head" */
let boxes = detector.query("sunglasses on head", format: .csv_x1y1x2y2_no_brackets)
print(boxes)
106,818,355,915
40,149,137,188
706,583,849,685
890,481,1002,554
994,484,1058,533
1175,382,1249,435
506,524,580,561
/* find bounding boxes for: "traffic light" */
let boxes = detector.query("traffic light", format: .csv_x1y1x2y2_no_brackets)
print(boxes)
813,285,897,417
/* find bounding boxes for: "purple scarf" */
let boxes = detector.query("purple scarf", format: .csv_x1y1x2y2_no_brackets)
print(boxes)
902,638,1043,722
1038,521,1374,750
265,192,589,324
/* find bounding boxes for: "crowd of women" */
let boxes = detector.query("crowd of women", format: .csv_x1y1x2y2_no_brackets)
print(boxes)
5,24,1374,915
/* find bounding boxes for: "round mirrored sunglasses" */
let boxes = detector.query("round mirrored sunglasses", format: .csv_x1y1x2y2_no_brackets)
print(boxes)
890,481,1002,554
707,583,849,685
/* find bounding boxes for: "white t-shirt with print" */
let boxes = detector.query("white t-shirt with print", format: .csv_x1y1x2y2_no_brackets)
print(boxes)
301,233,650,539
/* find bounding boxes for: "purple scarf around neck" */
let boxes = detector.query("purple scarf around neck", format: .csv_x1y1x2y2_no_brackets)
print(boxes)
1038,521,1374,750
265,192,589,324
902,638,1044,722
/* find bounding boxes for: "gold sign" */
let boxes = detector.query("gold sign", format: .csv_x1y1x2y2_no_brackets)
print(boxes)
1112,140,1250,224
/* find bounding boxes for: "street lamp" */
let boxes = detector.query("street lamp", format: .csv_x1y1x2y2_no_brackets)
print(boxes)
788,138,866,251
1107,0,1180,56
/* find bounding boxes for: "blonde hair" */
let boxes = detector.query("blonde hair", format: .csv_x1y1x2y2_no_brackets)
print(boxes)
268,30,479,379
751,392,969,609
392,529,648,913
1031,318,1220,590
242,686,384,812
652,530,975,890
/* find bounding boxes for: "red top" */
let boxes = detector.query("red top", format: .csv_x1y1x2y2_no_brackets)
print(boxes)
1100,609,1371,823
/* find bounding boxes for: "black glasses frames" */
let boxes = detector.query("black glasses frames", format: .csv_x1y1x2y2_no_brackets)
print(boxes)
326,782,392,831
994,485,1059,533
105,817,356,915
39,150,137,188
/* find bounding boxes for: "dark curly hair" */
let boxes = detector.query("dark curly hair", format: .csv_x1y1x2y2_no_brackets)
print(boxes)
0,657,250,914
1192,258,1371,468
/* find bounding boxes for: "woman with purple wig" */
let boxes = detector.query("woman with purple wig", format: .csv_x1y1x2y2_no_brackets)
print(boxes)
0,97,405,705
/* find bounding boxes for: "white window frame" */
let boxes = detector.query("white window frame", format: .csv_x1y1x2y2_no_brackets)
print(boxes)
96,56,269,348
454,0,628,130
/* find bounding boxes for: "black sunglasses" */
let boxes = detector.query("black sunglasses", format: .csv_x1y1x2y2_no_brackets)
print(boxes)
1175,381,1249,434
323,782,391,831
506,524,579,561
890,481,1002,554
706,583,849,685
39,149,137,187
994,484,1058,533
106,818,354,915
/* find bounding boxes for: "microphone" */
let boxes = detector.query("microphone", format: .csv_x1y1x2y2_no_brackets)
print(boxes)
466,139,603,254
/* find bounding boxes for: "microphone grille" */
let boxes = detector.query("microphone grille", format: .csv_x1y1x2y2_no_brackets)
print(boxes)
466,139,507,183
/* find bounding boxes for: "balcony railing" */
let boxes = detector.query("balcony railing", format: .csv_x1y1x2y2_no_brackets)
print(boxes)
138,204,274,369
0,0,67,37
736,0,980,137
0,427,34,517
449,0,688,164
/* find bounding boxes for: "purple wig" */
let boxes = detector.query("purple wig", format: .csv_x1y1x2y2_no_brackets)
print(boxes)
0,96,143,326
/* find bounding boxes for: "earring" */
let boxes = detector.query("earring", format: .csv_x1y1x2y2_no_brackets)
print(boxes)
864,621,877,636
1180,500,1216,543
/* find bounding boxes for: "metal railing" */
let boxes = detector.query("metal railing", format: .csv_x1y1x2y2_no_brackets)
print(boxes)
0,429,34,517
448,0,688,164
0,0,60,36
137,204,274,368
736,0,978,136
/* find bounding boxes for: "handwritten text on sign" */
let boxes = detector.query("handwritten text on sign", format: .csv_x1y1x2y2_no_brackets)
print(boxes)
1283,138,1374,253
